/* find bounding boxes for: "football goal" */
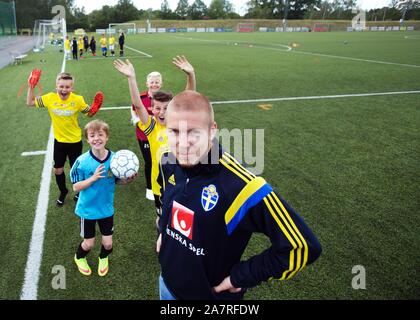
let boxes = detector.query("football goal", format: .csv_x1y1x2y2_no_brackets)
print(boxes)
313,23,331,32
33,18,66,51
108,23,137,35
237,23,255,32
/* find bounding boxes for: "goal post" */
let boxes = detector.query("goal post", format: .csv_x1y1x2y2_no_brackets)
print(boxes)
237,23,255,32
313,23,331,32
33,18,66,51
108,23,136,35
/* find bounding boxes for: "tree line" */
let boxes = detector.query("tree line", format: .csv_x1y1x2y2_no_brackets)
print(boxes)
14,0,420,30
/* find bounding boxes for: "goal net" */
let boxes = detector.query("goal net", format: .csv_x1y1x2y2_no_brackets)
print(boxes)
313,23,331,32
237,23,255,32
108,23,136,35
33,18,66,51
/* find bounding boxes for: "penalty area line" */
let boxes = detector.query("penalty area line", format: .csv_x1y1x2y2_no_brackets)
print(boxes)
125,45,153,58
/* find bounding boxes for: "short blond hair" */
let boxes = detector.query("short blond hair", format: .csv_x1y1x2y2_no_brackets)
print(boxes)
147,71,162,82
84,119,109,138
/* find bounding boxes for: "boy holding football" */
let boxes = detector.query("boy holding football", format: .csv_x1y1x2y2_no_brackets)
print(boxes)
70,119,136,276
26,70,103,206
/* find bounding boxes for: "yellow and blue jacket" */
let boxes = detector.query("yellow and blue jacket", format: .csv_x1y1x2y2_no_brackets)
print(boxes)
157,143,322,300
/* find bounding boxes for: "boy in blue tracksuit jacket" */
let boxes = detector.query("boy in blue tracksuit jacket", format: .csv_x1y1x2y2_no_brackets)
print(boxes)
157,90,322,300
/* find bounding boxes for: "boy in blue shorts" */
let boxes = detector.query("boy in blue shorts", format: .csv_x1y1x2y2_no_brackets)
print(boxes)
70,120,136,276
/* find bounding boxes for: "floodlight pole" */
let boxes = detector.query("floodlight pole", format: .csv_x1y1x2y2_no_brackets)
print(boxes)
283,0,289,31
147,8,152,33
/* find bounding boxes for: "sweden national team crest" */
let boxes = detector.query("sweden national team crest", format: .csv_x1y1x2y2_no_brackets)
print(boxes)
201,184,219,212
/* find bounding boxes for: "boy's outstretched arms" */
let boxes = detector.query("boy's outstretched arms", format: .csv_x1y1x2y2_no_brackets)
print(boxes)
26,69,42,106
87,91,104,117
172,55,196,91
113,59,149,124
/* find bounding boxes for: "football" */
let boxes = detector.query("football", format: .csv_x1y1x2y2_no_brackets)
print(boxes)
110,149,139,179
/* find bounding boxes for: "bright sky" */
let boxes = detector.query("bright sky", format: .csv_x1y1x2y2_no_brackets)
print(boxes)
73,0,392,16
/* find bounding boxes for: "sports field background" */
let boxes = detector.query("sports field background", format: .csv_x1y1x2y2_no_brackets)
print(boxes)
0,31,419,300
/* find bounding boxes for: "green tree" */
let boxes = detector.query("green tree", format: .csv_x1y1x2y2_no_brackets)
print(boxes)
174,0,190,19
245,0,321,19
88,5,116,29
245,0,281,19
160,0,174,19
15,0,75,29
68,6,89,30
208,0,234,19
114,0,139,22
189,0,208,19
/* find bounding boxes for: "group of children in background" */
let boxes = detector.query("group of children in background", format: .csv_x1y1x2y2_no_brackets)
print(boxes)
64,32,125,60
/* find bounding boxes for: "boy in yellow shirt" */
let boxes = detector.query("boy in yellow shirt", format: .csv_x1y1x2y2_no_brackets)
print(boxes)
64,36,71,60
108,35,116,57
26,72,103,206
78,36,84,58
100,34,107,57
114,56,195,227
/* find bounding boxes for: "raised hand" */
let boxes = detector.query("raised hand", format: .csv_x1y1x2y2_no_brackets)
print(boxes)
172,55,194,75
113,59,136,78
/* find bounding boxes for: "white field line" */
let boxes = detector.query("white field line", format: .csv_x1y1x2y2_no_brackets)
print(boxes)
125,45,153,58
20,55,66,301
172,35,293,51
290,49,420,69
79,55,148,61
99,90,420,111
21,151,47,156
173,35,420,69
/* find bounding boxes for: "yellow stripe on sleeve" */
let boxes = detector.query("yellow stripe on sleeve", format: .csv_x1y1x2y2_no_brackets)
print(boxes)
222,153,255,181
271,193,309,273
220,158,250,183
263,197,298,280
224,176,267,226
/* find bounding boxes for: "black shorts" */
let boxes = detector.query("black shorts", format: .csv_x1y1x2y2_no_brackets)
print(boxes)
54,139,83,169
79,215,114,239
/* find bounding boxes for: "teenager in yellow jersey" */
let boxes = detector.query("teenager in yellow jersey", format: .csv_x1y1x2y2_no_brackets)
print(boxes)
77,36,84,58
114,56,196,227
108,35,116,57
100,34,107,57
64,36,71,60
26,72,98,206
